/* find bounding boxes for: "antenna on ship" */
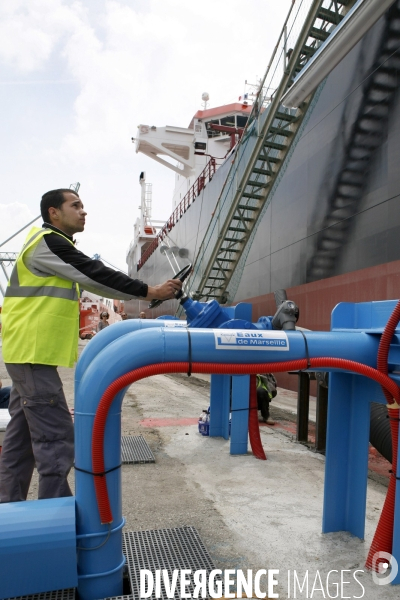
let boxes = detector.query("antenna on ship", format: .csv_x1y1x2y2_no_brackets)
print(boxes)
201,92,209,109
241,79,262,105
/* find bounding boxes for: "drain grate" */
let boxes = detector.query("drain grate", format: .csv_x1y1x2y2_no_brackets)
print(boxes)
121,435,155,464
122,526,219,600
7,589,75,600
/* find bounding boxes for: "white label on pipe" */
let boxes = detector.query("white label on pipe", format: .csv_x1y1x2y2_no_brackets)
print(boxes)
162,320,187,327
214,329,289,351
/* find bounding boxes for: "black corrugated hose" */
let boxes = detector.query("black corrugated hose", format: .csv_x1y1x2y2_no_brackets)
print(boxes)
370,402,392,463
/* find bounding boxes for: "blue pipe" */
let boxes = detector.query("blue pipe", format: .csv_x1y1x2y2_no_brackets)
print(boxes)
75,327,379,600
76,319,187,390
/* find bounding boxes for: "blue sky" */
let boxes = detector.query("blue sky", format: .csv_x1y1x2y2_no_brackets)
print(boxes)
0,0,291,289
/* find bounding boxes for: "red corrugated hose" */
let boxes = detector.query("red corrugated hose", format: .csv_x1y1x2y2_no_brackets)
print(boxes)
365,300,400,572
249,374,267,460
92,358,400,525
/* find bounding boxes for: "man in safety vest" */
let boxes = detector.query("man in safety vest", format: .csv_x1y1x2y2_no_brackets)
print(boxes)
0,188,182,503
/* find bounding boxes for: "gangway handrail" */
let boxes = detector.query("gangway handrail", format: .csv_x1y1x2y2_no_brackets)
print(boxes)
244,0,298,126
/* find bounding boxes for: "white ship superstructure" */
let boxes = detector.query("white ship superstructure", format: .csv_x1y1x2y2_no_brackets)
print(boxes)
135,101,252,209
127,101,253,274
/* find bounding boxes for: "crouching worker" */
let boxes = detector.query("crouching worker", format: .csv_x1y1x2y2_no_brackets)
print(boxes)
0,188,182,503
256,373,277,425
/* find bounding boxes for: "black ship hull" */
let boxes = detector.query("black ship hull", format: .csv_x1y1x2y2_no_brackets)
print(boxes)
127,6,400,394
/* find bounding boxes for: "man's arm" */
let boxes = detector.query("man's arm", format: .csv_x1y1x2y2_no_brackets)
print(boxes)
25,232,181,301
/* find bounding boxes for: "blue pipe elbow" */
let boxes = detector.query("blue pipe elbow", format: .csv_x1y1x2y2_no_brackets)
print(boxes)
76,318,187,391
74,327,380,598
74,327,380,599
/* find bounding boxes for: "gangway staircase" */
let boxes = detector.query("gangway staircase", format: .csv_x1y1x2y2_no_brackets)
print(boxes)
307,0,400,281
187,0,356,304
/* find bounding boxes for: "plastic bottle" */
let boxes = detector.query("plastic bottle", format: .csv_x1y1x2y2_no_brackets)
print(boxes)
198,409,210,436
199,410,207,422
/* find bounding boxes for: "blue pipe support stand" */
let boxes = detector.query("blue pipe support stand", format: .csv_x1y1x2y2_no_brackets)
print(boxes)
323,300,400,584
210,314,256,451
75,324,381,598
183,299,256,452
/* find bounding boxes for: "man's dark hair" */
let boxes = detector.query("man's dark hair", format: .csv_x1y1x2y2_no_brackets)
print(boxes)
40,189,79,223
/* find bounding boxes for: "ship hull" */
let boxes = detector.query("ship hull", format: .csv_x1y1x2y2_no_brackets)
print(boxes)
127,8,400,393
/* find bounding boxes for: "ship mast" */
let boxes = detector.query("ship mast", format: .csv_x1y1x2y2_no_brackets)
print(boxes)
139,171,153,235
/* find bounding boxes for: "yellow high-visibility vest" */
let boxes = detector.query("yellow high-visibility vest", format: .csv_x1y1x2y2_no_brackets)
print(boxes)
2,227,80,367
256,374,273,399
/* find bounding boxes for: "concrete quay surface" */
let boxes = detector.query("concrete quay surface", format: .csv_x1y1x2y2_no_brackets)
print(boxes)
0,339,397,599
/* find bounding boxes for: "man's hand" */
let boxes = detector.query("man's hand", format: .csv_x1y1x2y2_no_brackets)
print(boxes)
146,279,182,300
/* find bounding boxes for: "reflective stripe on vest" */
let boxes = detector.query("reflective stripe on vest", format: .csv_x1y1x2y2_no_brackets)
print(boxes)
6,264,78,301
257,375,272,398
256,375,266,390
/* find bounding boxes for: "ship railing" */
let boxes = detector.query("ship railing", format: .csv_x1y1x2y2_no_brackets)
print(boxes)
137,157,217,271
126,221,165,260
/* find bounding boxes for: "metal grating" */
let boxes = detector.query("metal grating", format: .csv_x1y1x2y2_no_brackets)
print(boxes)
121,435,155,464
7,589,75,600
7,527,215,600
122,526,220,600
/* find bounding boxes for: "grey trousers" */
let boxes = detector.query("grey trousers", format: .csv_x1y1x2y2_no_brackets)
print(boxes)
0,363,74,502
